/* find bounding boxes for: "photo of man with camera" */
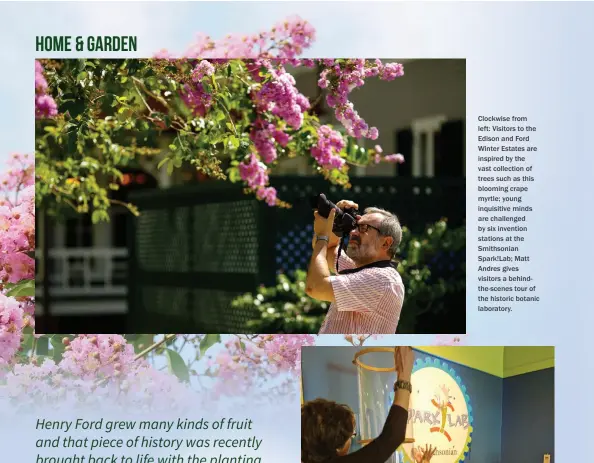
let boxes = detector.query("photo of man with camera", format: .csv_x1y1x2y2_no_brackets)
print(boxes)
306,195,405,334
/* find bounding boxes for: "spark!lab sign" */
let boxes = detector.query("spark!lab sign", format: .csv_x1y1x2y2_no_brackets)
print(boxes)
401,358,474,463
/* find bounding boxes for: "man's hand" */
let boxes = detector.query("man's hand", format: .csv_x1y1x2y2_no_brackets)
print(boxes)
312,199,359,249
313,211,340,248
325,208,337,237
335,199,359,212
412,444,437,462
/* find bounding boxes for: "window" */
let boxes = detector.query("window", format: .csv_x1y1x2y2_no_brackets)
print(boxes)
65,214,93,248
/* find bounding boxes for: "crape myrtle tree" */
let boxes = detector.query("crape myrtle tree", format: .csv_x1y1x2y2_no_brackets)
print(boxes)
35,16,404,223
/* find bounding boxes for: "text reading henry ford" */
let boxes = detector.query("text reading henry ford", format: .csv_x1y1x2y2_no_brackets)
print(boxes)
35,418,263,463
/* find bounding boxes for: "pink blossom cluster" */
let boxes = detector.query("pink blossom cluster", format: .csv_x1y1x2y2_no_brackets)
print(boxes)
255,186,277,206
384,154,405,163
0,159,35,369
180,15,315,62
0,154,34,205
238,153,269,189
35,60,58,119
205,334,314,398
2,356,194,412
238,153,277,206
249,119,291,164
372,145,405,165
320,59,404,139
0,185,35,284
0,293,23,368
311,125,346,170
180,83,213,117
191,60,215,82
59,334,137,381
260,334,315,373
254,66,310,129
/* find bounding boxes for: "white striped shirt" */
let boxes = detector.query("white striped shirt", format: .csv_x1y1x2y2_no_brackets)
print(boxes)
318,253,405,334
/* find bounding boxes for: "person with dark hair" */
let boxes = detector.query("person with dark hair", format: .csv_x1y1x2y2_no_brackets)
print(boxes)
306,199,405,334
301,347,431,463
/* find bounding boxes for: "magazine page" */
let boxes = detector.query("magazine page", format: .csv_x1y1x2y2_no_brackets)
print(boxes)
1,1,588,463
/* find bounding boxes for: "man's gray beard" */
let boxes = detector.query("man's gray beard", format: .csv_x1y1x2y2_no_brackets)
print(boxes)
346,243,371,264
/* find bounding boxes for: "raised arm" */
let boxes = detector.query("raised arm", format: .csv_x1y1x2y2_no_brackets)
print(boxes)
311,212,341,273
337,346,414,463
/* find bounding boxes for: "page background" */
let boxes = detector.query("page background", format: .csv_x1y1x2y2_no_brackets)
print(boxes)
3,1,592,460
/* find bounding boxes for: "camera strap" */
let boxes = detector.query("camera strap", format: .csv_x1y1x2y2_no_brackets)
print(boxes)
336,236,348,274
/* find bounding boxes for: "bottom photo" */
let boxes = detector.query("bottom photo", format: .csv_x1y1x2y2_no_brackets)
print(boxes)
301,346,554,463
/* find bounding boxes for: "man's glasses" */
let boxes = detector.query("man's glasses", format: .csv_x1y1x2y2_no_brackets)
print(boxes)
355,223,382,234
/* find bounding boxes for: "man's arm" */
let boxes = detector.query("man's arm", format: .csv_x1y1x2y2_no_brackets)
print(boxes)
306,210,339,301
305,238,335,302
311,234,340,274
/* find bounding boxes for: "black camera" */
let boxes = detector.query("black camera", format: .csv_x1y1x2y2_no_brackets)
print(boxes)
310,193,358,237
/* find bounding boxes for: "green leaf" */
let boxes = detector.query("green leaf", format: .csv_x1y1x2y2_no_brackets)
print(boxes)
36,336,49,355
132,334,155,353
21,333,34,354
91,210,109,224
228,166,240,183
6,279,35,297
165,348,190,383
199,334,221,357
157,157,170,169
50,335,68,363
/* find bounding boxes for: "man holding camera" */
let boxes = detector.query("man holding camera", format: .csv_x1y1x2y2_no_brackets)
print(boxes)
305,199,405,334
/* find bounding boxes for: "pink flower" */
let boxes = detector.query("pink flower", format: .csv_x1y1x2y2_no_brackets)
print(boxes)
384,154,405,164
254,68,308,130
180,83,212,117
249,121,278,163
191,60,215,82
59,334,137,380
321,59,404,140
0,294,23,367
311,125,346,170
34,61,58,119
256,186,277,206
181,16,314,61
35,94,58,119
1,253,34,284
238,153,269,190
380,62,405,80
